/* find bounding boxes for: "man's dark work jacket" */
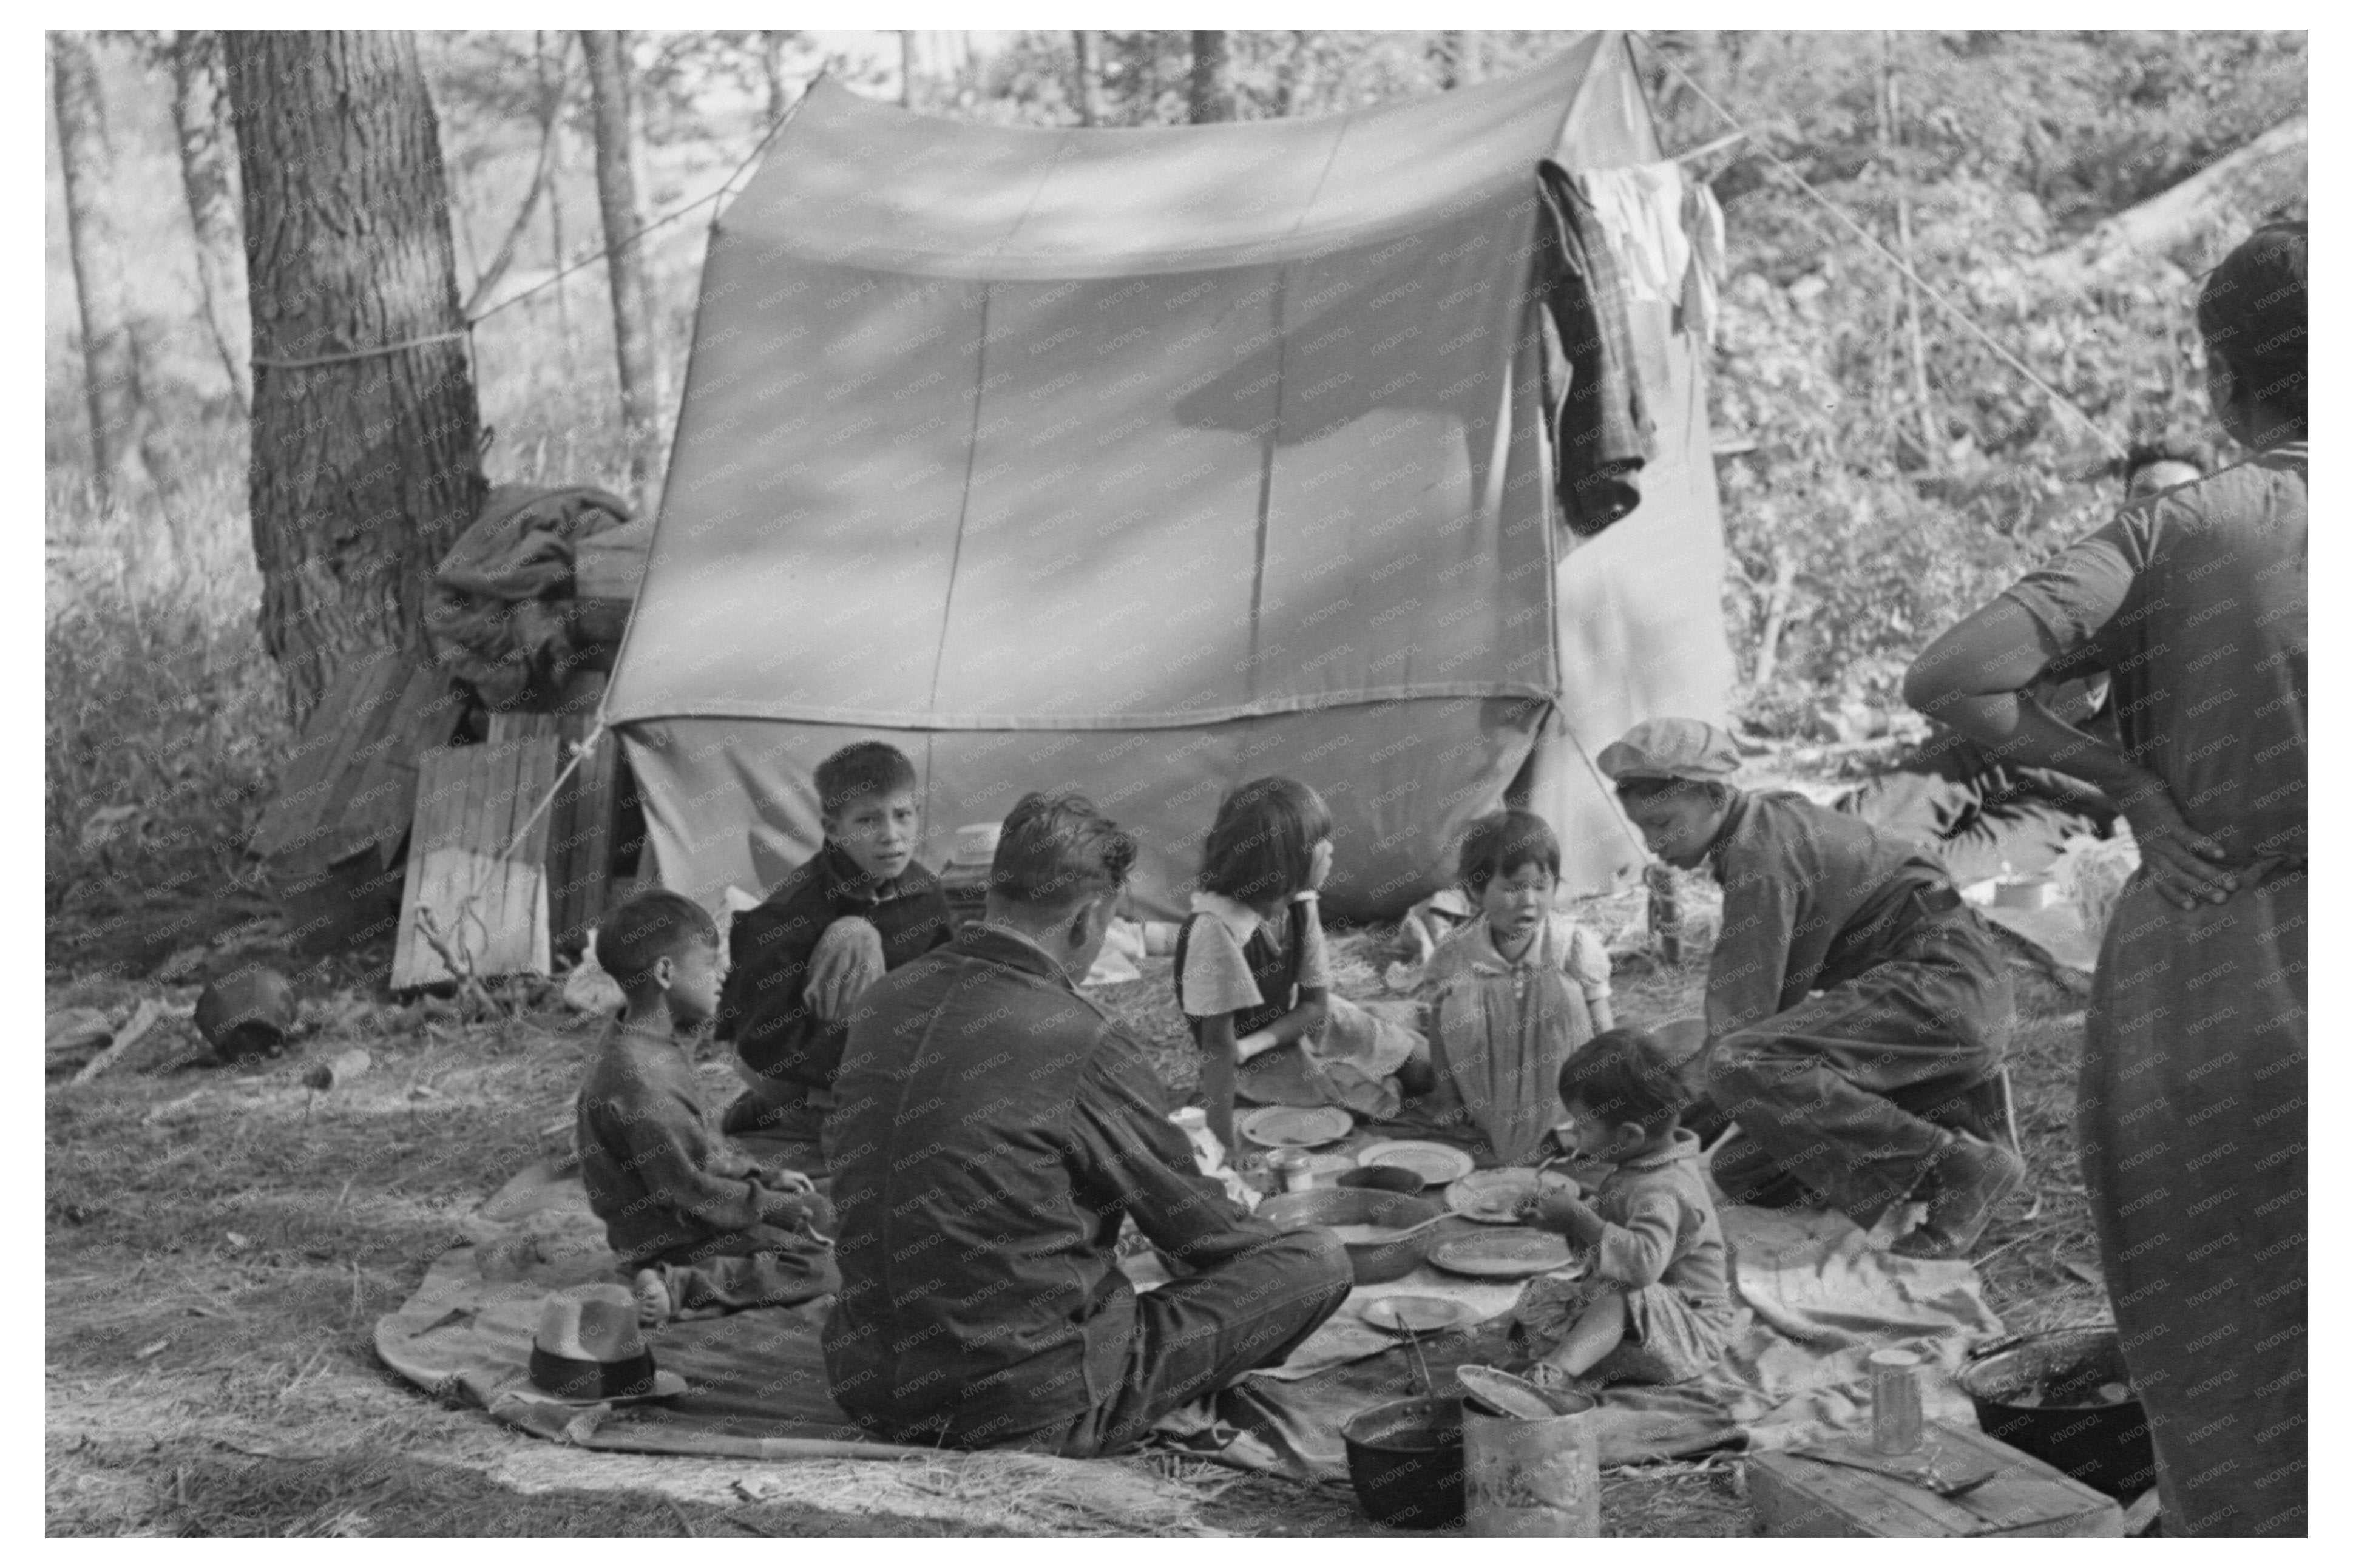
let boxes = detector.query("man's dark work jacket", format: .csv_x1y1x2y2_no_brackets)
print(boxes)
719,840,955,1090
1705,789,1966,1038
821,922,1279,1445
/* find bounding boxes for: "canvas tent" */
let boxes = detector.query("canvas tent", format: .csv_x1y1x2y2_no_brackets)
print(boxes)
605,31,1733,922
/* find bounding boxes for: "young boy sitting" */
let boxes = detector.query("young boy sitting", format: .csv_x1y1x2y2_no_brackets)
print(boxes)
1507,1028,1737,1390
575,890,840,1325
719,742,956,1141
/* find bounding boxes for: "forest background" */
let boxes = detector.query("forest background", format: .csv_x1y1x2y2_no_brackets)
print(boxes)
43,29,2309,931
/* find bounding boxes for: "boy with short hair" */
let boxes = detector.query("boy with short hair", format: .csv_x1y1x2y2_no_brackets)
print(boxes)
575,890,839,1325
1508,1027,1736,1388
719,742,956,1140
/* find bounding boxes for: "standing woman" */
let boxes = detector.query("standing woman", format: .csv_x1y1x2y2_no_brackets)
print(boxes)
1905,223,2306,1538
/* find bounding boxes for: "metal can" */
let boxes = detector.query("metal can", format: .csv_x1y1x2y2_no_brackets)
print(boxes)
1267,1148,1316,1192
1869,1347,1925,1455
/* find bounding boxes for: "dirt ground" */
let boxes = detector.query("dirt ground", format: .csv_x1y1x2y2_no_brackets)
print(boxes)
46,886,2102,1539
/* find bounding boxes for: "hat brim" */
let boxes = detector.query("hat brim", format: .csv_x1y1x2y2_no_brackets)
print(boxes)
504,1368,690,1408
1607,765,1726,785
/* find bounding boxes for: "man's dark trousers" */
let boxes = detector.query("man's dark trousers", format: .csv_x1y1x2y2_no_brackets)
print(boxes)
1022,1229,1351,1459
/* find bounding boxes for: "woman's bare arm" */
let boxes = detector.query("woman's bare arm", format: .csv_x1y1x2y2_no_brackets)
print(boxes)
1906,599,2236,908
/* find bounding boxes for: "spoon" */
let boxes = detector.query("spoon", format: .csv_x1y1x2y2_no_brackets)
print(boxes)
1344,1212,1454,1244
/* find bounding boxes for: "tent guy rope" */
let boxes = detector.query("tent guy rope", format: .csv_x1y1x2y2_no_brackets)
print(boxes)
402,82,823,966
467,72,821,328
251,328,470,371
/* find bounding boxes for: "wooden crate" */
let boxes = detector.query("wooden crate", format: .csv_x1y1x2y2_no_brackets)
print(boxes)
251,646,464,875
1749,1421,2123,1538
486,681,617,953
391,740,557,989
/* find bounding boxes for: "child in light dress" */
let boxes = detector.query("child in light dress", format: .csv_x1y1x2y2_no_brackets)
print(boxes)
1416,809,1614,1164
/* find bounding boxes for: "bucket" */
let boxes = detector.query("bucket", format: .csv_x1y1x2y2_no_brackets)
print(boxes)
1956,1327,2156,1499
1342,1396,1465,1529
1463,1390,1600,1537
194,965,298,1063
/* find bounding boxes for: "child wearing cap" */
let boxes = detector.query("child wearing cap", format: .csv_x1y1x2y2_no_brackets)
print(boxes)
575,890,840,1325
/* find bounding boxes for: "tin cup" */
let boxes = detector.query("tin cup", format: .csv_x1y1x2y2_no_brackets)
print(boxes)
1267,1149,1318,1193
1869,1347,1925,1455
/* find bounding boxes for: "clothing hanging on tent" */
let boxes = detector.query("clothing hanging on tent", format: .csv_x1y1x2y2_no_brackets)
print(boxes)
1536,161,1654,538
1578,161,1727,347
1682,178,1727,345
1578,163,1688,308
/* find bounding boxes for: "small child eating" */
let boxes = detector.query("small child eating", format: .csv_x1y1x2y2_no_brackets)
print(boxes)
1507,1027,1736,1390
575,890,841,1325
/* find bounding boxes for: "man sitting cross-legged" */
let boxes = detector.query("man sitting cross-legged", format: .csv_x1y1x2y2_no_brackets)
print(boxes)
821,791,1352,1456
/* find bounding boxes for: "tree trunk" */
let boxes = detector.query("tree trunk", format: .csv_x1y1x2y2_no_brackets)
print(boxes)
1751,544,1798,691
1880,54,1939,471
578,29,666,512
1897,190,1939,468
762,30,792,127
1071,30,1099,126
2037,115,2307,283
539,32,578,387
899,30,916,109
1188,31,1235,124
1437,31,1482,89
223,30,486,725
51,30,158,513
1275,32,1309,118
462,42,569,317
169,30,251,414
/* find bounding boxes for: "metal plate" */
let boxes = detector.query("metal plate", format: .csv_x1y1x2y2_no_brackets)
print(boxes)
1237,1104,1353,1148
1358,1295,1483,1336
1356,1140,1476,1186
1267,1149,1358,1184
1443,1167,1579,1224
1429,1228,1578,1279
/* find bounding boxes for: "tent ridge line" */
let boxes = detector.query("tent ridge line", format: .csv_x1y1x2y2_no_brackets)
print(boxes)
605,683,1561,735
736,177,1539,284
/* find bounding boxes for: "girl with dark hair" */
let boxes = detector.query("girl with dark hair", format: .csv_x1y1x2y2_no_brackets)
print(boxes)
1415,809,1616,1165
1175,777,1426,1148
1905,223,2306,1537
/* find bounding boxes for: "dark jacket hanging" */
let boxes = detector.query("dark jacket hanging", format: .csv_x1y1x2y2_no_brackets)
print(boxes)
1535,159,1654,538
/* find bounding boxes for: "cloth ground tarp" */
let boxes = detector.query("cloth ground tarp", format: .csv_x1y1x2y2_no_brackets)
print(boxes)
1158,1203,2002,1483
382,1146,2000,1481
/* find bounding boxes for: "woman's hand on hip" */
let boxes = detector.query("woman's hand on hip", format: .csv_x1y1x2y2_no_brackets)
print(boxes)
2118,785,2239,909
